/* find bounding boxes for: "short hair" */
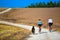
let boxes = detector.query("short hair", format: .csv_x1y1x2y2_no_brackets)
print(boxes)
38,19,41,21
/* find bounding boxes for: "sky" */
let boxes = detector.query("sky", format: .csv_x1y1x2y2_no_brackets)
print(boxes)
0,0,59,8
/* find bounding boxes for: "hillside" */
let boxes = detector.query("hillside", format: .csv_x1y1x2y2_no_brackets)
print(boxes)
0,8,60,40
0,8,60,26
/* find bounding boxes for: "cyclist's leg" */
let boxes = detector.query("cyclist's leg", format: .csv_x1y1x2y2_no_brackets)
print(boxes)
49,26,51,32
49,23,53,32
39,26,41,33
50,26,52,31
51,23,53,31
49,23,51,32
49,26,52,32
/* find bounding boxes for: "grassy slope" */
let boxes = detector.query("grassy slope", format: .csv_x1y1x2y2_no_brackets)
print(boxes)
0,8,7,12
0,8,60,24
0,8,60,32
0,24,31,40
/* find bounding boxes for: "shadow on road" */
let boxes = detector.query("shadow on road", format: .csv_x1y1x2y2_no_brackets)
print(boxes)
40,32,47,34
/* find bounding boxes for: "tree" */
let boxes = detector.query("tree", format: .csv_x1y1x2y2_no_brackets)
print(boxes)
57,1,60,7
47,1,54,7
53,2,57,7
26,1,60,8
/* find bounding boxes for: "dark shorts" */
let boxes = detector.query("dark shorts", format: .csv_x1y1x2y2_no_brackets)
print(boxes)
38,24,42,27
48,23,53,26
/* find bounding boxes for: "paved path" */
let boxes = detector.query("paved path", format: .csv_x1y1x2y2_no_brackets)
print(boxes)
0,21,60,40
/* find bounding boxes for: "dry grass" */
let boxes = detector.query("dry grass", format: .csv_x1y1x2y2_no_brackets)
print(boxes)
0,8,7,12
52,24,60,32
0,8,60,23
0,24,31,40
0,8,60,32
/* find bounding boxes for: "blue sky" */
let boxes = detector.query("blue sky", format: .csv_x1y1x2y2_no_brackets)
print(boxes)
0,0,59,8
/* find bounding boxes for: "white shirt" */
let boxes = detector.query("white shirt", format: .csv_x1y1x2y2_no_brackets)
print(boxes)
48,19,53,23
